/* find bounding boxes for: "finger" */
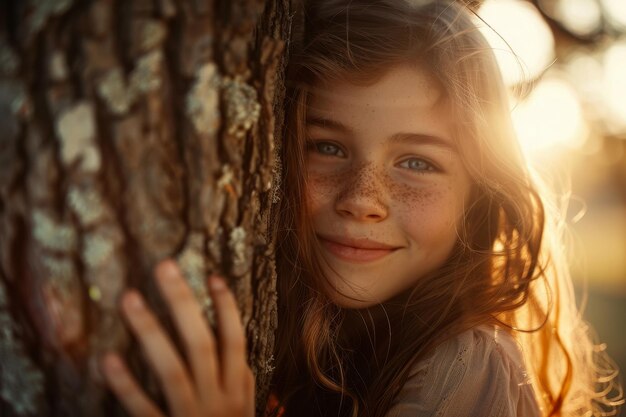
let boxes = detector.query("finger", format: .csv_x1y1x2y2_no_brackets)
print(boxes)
101,353,165,417
243,368,256,417
121,290,199,417
208,276,248,392
154,260,218,397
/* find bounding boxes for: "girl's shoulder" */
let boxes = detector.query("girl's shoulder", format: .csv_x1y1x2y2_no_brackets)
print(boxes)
385,325,542,417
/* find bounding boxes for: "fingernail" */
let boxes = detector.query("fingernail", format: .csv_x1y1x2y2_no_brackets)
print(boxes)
209,275,225,291
124,291,144,311
158,260,179,282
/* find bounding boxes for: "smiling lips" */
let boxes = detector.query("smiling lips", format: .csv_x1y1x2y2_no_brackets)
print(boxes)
318,235,400,263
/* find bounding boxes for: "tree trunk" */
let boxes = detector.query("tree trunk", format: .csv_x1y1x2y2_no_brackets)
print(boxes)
0,0,289,415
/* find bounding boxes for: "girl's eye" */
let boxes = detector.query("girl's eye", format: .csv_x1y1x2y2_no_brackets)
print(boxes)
308,141,346,157
398,158,436,172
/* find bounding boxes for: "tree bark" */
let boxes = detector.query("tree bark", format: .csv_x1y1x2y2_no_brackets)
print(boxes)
0,0,289,415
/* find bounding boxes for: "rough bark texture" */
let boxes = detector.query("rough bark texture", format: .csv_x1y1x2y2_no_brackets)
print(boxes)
0,0,289,415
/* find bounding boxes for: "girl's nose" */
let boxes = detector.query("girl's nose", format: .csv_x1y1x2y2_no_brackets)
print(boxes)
334,165,389,222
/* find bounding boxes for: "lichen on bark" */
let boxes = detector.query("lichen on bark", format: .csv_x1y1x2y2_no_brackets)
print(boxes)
0,0,290,415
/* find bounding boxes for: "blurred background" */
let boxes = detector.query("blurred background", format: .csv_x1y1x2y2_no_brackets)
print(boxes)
475,0,625,385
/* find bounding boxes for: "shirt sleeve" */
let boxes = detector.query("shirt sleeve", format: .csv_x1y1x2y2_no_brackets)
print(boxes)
384,326,542,417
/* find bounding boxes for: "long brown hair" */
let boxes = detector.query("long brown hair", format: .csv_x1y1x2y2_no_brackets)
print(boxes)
271,1,622,416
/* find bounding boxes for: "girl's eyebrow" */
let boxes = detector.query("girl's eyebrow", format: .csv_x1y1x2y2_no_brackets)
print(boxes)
306,115,456,152
389,132,456,152
306,115,353,134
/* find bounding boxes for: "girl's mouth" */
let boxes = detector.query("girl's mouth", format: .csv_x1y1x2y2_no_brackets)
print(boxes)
318,236,399,263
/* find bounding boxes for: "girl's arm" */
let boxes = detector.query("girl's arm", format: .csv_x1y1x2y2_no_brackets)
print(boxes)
100,260,255,417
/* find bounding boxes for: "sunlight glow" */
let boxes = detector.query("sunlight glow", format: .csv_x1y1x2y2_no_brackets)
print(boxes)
601,0,626,29
603,41,626,131
478,0,555,86
511,76,588,154
556,0,602,36
566,52,604,105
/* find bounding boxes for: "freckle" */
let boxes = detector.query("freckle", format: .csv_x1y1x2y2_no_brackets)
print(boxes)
385,170,443,211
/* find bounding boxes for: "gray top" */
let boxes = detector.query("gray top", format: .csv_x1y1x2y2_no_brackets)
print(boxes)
385,325,542,417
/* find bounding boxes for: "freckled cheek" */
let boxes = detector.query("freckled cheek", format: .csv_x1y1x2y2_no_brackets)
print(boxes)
305,171,342,208
389,183,464,233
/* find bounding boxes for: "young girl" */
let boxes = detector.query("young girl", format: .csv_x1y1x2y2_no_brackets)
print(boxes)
100,0,623,416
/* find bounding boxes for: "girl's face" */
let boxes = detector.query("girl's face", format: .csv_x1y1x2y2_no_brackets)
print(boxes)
305,64,472,308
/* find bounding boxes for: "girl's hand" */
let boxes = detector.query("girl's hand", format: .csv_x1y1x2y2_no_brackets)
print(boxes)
100,260,255,417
